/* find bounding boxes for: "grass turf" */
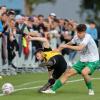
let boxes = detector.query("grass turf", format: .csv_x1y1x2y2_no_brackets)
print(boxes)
0,70,100,100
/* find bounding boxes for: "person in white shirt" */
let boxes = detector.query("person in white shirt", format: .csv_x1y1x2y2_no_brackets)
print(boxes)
41,24,100,95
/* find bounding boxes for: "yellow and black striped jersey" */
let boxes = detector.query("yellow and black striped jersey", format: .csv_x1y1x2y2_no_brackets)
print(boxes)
43,48,61,61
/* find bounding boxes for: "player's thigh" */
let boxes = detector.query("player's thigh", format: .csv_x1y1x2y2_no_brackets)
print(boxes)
64,68,77,77
52,67,66,79
72,60,85,74
85,61,100,75
60,68,77,83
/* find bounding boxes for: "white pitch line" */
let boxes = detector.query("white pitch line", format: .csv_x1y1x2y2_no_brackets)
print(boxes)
0,77,100,97
15,77,100,87
15,80,46,88
14,85,42,92
0,86,42,97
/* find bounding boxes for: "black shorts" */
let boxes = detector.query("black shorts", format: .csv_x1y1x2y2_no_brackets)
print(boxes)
48,55,67,79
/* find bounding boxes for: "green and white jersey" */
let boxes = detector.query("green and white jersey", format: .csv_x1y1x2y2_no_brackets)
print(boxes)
71,33,99,62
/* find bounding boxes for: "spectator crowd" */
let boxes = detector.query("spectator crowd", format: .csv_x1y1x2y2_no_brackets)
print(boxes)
0,6,99,75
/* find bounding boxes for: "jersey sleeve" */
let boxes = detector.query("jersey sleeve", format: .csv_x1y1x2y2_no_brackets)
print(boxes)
80,34,90,46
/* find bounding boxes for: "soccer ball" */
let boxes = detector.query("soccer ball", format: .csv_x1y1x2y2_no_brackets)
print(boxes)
2,83,14,95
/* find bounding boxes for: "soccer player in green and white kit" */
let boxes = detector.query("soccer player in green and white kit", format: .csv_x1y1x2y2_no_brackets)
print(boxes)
41,24,100,95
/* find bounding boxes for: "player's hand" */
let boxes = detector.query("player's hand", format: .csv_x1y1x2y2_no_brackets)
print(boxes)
52,48,60,52
27,35,31,40
59,44,68,50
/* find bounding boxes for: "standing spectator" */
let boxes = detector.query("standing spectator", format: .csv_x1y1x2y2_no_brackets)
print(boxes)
7,19,19,73
7,9,16,19
0,9,4,74
48,13,56,26
38,14,46,36
49,13,56,21
1,12,9,65
58,18,65,34
15,15,25,57
0,6,7,16
49,18,60,49
86,21,98,46
0,6,5,35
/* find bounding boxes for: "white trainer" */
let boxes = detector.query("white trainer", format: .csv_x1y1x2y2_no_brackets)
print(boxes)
88,89,95,95
41,88,56,94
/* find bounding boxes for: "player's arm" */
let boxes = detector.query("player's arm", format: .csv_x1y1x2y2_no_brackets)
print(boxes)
28,31,41,37
39,60,54,78
57,41,74,51
59,34,90,51
58,37,85,51
29,36,50,48
39,58,56,68
59,43,85,51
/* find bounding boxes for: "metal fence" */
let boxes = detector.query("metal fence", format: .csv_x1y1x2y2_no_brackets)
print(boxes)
0,38,100,75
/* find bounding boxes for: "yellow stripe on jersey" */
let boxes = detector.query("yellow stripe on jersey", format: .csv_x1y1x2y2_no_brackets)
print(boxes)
44,51,61,61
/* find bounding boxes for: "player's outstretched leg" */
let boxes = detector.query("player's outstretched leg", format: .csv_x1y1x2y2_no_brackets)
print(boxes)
38,78,55,93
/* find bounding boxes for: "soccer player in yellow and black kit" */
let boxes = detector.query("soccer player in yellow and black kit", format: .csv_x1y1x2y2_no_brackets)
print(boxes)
29,36,67,92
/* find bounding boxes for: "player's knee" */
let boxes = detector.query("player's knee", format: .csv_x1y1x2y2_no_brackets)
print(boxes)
81,70,88,76
82,67,90,76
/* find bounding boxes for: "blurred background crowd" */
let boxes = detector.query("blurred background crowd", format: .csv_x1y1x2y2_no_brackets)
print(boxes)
0,5,99,75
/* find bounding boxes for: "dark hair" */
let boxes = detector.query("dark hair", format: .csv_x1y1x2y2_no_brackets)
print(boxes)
53,18,59,23
76,24,87,32
0,5,6,9
34,48,44,55
64,19,69,22
7,9,15,16
28,17,34,22
38,14,44,18
89,21,96,25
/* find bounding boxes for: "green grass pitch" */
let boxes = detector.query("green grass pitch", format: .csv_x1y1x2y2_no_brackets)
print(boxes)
0,70,100,100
